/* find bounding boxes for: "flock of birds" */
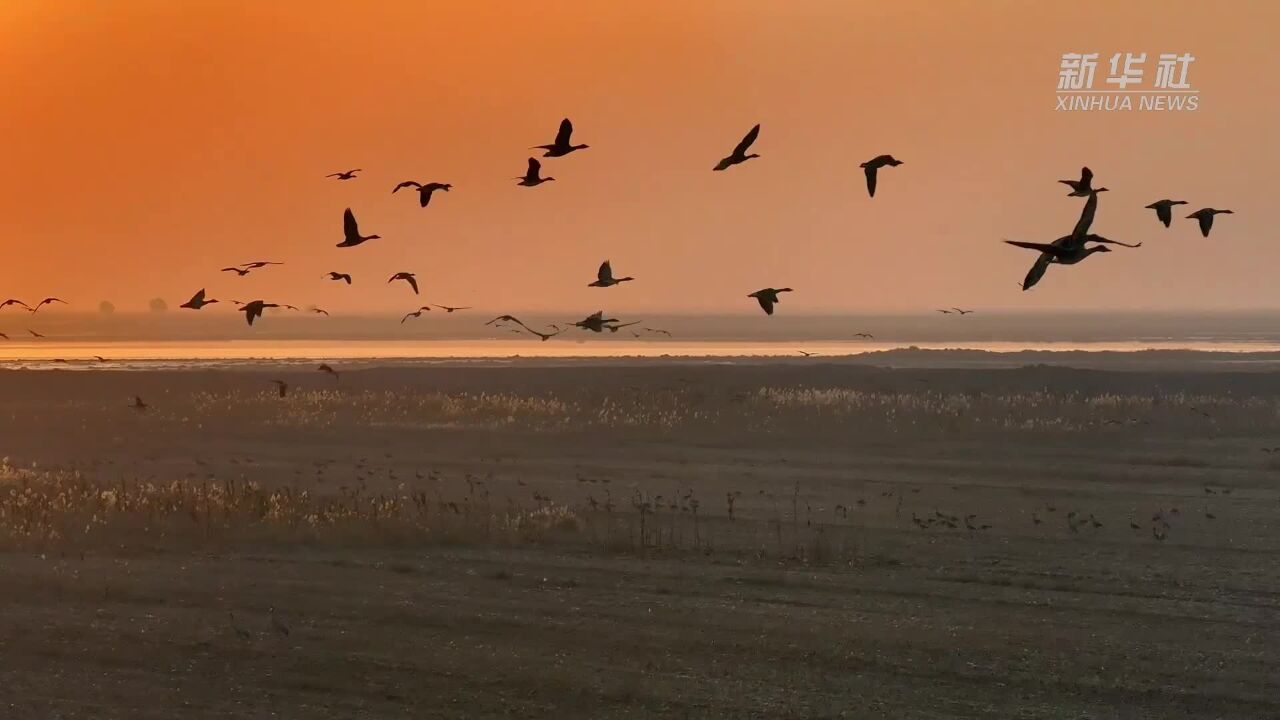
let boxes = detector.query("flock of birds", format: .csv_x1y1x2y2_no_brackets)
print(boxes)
0,121,1236,345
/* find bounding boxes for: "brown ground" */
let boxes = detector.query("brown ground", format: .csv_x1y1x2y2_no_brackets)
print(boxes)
1,363,1278,719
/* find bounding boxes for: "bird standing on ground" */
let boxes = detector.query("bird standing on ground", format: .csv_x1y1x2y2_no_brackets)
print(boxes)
326,272,352,284
327,169,361,180
336,208,380,247
1145,199,1188,228
748,288,793,315
238,300,279,326
516,158,555,187
534,118,589,157
588,261,634,287
860,154,903,197
388,272,419,295
713,124,761,171
1059,167,1095,196
392,181,452,207
180,289,218,310
1186,208,1234,237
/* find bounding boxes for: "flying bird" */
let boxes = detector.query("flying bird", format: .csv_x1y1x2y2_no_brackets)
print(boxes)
180,289,218,310
392,181,452,207
1014,188,1140,291
238,300,279,326
388,272,419,295
853,332,874,339
0,333,7,340
317,364,340,380
270,380,289,398
239,261,283,270
604,321,641,333
643,327,672,337
713,124,761,171
516,158,555,187
953,308,975,315
309,307,330,316
30,297,67,313
798,351,818,357
1059,166,1095,196
573,311,619,332
486,315,560,341
221,266,251,276
1145,199,1188,228
401,307,431,324
27,329,44,338
588,260,634,288
747,288,792,315
336,208,380,247
534,118,589,157
326,272,352,284
327,169,361,180
1186,208,1234,237
936,309,953,314
431,305,471,313
860,154,903,197
0,299,31,311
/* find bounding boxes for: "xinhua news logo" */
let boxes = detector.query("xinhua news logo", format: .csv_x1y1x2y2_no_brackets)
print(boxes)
1056,53,1198,112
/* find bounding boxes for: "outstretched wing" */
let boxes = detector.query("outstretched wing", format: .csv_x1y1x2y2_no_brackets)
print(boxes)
526,157,541,178
864,166,877,198
1079,167,1092,185
755,295,774,315
1084,234,1141,248
597,261,612,283
1070,190,1100,239
407,276,419,294
1021,254,1054,291
554,118,573,146
1004,240,1072,259
733,124,760,157
392,181,420,193
1198,214,1212,237
343,208,358,237
1156,204,1172,227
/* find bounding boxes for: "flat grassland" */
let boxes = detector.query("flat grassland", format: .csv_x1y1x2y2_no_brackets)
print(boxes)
1,363,1278,718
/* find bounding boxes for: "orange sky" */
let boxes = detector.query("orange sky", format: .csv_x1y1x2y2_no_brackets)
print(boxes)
1,1,1278,315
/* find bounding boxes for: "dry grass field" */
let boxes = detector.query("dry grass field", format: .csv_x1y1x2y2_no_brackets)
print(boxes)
1,363,1278,718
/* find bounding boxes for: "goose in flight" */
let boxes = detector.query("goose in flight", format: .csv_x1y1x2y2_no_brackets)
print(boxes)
432,304,471,313
1005,238,1114,268
643,327,672,337
516,158,555,187
860,155,903,197
270,380,289,398
486,314,560,340
588,261,634,287
798,350,818,357
1015,188,1140,290
336,208,380,247
853,332,874,339
1059,167,1095,196
1186,208,1234,237
392,181,452,207
1145,199,1188,228
318,363,340,380
180,289,218,310
936,309,953,314
534,118,589,157
238,300,279,326
327,169,361,180
221,266,251,276
401,307,431,324
326,272,352,284
953,308,975,315
0,299,31,311
573,311,619,332
604,320,641,333
388,272,419,295
239,261,283,270
30,297,67,313
131,396,149,411
748,288,792,315
713,124,761,171
309,307,330,316
28,329,44,338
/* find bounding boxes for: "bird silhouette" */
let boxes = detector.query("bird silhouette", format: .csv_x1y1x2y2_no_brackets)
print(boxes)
516,158,555,187
588,261,634,287
327,169,361,180
388,272,419,294
748,288,792,315
798,350,818,357
952,307,975,315
318,364,340,380
309,307,330,316
180,289,218,310
337,208,380,247
392,181,452,207
1013,188,1140,290
1186,208,1233,237
27,329,44,338
604,321,641,333
220,266,251,276
572,311,619,332
1145,199,1188,228
860,154,903,197
713,124,761,171
432,305,471,313
0,333,8,340
0,299,31,311
643,327,672,337
239,261,283,270
238,300,279,326
131,396,148,411
270,380,289,398
936,309,953,314
534,118,589,157
326,272,352,284
853,332,874,338
1059,166,1094,196
401,307,431,324
30,297,67,313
